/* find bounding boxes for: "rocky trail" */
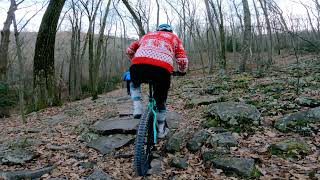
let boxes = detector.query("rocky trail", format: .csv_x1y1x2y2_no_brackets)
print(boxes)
1,57,320,179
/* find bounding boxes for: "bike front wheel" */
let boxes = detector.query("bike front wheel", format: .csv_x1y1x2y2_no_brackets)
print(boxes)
134,107,155,176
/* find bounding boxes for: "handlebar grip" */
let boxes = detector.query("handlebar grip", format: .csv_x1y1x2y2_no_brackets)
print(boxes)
171,71,186,76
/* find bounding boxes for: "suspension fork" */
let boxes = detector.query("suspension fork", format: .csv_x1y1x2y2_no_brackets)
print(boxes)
148,83,157,144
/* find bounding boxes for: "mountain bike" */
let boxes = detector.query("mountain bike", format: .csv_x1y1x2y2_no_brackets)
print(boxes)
134,71,183,176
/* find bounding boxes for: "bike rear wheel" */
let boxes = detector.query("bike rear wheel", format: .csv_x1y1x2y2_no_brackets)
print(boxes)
134,107,155,176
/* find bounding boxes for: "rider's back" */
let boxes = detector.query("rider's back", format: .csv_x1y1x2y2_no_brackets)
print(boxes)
127,31,188,73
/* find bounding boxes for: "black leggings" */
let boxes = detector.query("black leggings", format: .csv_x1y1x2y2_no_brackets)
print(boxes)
130,64,171,111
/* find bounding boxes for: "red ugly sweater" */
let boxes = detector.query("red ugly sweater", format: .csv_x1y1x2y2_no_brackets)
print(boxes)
126,31,188,73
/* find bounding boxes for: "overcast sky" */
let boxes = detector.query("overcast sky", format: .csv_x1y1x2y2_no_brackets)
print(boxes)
0,0,313,36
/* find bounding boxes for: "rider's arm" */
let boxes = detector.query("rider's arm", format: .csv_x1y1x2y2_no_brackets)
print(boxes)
126,40,140,59
174,38,188,73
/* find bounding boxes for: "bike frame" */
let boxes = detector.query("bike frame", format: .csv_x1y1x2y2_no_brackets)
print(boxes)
148,83,158,144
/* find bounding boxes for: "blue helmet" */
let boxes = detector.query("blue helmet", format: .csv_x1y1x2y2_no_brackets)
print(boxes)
156,24,173,32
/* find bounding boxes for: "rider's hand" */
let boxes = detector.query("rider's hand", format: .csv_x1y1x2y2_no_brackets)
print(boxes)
177,72,186,76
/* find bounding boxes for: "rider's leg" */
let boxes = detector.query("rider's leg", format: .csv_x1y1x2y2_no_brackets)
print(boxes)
130,82,142,119
154,77,171,138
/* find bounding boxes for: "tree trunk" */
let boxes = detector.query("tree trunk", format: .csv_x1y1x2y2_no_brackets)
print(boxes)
12,12,26,122
92,0,112,100
253,0,263,71
69,0,82,100
33,0,66,110
240,0,251,72
258,0,273,68
0,0,17,82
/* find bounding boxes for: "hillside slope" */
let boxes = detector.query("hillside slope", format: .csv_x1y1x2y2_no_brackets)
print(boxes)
0,57,320,179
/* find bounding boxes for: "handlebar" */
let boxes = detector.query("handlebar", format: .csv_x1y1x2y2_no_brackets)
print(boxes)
171,71,186,77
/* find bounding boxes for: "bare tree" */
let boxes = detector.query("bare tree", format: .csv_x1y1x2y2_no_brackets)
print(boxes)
80,0,103,99
69,0,82,100
253,0,263,70
0,0,24,82
239,0,251,72
121,0,146,36
207,0,226,75
156,0,160,27
33,0,66,110
92,0,112,100
258,0,273,68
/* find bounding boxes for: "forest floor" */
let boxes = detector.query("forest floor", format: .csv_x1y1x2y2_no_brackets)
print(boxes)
1,55,320,180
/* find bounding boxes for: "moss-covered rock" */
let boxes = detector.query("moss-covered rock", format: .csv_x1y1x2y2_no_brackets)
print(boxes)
209,156,260,178
207,102,261,132
274,107,320,134
205,117,220,128
269,139,311,158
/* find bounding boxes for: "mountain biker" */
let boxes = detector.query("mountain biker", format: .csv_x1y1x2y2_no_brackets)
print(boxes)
126,24,188,138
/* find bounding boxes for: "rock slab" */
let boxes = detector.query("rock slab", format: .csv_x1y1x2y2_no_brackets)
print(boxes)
87,134,134,155
87,169,112,180
0,166,54,180
1,148,36,165
91,117,139,135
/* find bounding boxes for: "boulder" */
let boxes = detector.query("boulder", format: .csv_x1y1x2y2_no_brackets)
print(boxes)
187,130,209,152
91,117,139,135
210,132,238,148
170,157,188,169
87,134,134,155
202,148,231,162
207,102,261,132
165,129,188,153
166,112,182,130
275,107,320,134
147,159,162,175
